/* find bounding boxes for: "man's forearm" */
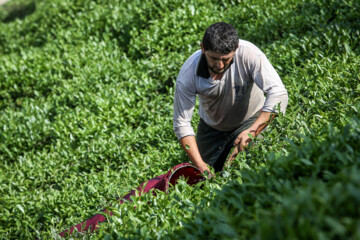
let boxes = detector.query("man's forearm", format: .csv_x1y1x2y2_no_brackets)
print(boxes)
179,135,209,171
248,111,276,136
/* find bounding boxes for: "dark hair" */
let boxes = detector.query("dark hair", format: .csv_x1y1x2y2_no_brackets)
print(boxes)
202,22,239,54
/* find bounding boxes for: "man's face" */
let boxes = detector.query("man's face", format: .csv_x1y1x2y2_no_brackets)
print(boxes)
201,44,236,75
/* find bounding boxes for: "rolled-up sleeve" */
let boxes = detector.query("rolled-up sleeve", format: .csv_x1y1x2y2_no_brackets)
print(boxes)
173,76,197,140
252,54,288,113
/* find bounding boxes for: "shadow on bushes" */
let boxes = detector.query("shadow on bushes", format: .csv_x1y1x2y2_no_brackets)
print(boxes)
2,0,36,23
226,0,359,47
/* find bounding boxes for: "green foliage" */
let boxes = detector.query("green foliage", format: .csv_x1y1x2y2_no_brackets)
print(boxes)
177,118,360,240
0,0,359,239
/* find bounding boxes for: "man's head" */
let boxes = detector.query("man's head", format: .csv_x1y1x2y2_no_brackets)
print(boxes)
201,22,239,75
201,22,239,54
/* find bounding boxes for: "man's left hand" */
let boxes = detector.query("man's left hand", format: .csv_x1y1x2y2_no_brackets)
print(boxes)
225,129,255,168
234,129,255,151
224,111,274,169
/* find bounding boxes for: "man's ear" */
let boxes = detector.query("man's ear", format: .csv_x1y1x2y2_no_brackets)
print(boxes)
200,42,205,53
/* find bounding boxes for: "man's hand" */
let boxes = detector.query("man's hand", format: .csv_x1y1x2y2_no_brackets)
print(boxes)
225,111,275,169
197,162,211,173
179,135,214,179
196,162,214,179
234,129,255,151
225,129,255,168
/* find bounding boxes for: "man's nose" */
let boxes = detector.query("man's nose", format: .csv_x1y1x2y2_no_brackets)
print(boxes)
216,60,224,69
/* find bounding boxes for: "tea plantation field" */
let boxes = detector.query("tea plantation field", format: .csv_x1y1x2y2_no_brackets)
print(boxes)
0,0,359,239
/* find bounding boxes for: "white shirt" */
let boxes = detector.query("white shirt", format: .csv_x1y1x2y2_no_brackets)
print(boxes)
173,39,288,140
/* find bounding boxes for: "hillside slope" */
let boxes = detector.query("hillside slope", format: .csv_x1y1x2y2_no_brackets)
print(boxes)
0,0,359,239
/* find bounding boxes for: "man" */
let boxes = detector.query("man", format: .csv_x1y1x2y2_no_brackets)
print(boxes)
173,22,288,174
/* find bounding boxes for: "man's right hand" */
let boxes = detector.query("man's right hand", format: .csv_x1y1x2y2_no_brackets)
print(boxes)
179,136,214,178
196,161,210,173
196,162,214,179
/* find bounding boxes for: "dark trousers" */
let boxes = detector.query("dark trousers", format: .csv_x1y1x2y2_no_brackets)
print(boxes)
196,111,261,172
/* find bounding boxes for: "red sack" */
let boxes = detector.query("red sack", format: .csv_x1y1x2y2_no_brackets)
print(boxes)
59,163,204,237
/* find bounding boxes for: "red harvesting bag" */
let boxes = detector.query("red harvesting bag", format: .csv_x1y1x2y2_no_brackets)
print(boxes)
59,163,205,237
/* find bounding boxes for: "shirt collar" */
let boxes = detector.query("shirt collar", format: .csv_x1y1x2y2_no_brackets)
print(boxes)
196,53,210,79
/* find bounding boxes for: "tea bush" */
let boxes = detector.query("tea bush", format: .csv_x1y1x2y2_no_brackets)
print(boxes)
0,0,359,239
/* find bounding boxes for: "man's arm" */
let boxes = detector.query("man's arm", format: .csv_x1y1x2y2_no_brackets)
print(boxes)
179,136,211,173
227,111,275,164
224,44,288,166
